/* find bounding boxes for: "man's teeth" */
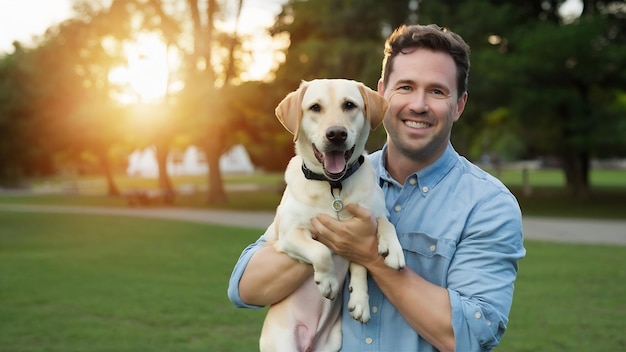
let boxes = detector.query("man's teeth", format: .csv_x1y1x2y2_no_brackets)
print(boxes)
405,120,430,128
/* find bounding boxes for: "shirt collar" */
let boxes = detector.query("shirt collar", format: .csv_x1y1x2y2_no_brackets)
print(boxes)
376,143,458,193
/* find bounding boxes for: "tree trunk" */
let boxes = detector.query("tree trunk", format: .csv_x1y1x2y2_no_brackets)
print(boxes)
154,143,175,203
203,140,227,204
96,149,120,197
561,150,590,198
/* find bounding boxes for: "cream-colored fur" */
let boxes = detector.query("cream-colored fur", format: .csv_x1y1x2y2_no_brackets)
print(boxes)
260,79,405,352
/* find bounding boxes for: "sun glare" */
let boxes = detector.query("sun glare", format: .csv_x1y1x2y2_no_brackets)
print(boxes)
109,33,176,104
108,1,286,102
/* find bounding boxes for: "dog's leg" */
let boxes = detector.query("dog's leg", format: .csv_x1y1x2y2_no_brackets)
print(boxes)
347,262,370,323
376,217,406,269
277,228,340,300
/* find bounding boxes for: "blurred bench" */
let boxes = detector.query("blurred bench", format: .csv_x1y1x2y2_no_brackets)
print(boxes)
124,189,174,206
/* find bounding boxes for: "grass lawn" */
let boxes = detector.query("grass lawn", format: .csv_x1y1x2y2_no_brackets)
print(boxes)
0,211,266,352
1,211,625,351
496,241,626,352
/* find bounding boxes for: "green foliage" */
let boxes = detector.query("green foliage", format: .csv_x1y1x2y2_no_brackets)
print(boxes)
271,0,416,88
1,0,626,195
0,45,49,185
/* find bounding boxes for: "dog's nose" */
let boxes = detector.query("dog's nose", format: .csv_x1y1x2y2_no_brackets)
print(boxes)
326,126,347,145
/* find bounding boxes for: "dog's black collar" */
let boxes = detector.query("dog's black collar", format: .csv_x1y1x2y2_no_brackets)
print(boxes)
301,155,365,190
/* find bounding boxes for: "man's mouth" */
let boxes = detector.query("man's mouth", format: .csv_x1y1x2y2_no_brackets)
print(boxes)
404,120,431,129
312,144,355,181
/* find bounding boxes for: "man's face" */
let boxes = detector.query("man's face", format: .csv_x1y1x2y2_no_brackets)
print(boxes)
378,48,467,167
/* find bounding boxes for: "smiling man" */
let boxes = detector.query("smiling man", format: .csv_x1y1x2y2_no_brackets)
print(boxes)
229,24,525,352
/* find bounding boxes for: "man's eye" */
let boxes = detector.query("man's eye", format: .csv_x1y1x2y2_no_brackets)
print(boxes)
398,85,412,91
430,89,451,99
309,103,321,112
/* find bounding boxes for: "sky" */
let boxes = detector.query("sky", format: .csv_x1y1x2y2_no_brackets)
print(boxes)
0,0,74,53
0,0,285,54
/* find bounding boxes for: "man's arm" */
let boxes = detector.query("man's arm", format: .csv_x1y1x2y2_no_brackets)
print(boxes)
311,204,455,352
239,242,313,306
228,223,313,307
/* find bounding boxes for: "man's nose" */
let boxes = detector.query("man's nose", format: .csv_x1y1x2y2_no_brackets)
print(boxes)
407,91,429,114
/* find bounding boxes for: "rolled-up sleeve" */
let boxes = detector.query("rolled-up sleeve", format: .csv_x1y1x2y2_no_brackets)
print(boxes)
448,191,526,351
227,236,267,309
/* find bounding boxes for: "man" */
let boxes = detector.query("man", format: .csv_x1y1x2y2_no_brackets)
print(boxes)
228,24,525,352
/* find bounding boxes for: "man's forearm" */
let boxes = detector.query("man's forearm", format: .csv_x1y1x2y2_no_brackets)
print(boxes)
239,243,313,306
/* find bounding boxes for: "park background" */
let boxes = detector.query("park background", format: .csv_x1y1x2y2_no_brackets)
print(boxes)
1,0,625,351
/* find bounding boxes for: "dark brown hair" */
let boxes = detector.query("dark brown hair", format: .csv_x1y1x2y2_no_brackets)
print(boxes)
381,24,471,98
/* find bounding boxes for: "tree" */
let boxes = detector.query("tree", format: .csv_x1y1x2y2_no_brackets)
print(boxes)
409,0,626,196
31,1,141,196
0,2,134,193
478,1,626,196
180,0,252,204
0,44,55,186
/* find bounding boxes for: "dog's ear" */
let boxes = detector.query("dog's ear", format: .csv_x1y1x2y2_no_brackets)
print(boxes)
357,83,388,130
275,81,309,141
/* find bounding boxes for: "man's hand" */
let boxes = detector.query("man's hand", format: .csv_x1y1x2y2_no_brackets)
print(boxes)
311,204,382,268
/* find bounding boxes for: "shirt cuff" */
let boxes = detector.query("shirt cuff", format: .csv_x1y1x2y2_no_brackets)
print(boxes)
449,289,507,351
227,236,267,309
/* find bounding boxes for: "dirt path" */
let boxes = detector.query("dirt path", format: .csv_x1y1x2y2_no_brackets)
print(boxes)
1,204,625,246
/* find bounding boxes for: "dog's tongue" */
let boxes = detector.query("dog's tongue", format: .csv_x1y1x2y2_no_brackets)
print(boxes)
324,151,346,174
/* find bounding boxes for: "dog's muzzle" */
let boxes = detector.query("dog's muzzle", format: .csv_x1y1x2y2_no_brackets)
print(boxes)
309,126,355,181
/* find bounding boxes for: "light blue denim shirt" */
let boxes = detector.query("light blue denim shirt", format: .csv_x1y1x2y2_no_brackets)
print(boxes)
228,143,525,351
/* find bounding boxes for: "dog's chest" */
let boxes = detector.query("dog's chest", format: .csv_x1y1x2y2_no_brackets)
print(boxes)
285,177,369,218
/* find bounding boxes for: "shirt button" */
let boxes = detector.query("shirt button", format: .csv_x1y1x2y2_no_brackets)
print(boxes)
409,177,417,185
422,186,429,193
365,337,373,344
372,306,378,313
429,244,436,252
475,311,482,319
394,205,401,212
487,320,492,326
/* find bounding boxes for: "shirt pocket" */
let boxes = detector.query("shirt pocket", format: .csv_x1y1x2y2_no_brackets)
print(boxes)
398,232,456,286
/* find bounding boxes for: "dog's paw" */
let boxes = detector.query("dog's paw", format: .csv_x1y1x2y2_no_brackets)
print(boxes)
347,289,370,323
377,237,391,258
380,240,406,270
384,250,406,270
314,271,339,300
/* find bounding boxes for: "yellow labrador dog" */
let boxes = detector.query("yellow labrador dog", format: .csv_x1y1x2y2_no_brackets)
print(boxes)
260,79,405,352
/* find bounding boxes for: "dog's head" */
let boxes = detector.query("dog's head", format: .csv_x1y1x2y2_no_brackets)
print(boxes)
275,79,388,181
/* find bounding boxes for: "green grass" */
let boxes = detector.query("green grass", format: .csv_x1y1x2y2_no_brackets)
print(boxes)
0,211,266,352
1,169,624,351
1,211,625,352
0,189,283,211
512,187,626,219
24,172,285,196
485,168,626,189
496,241,626,352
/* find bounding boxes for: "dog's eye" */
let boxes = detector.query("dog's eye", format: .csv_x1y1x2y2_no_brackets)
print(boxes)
343,101,357,111
309,103,321,112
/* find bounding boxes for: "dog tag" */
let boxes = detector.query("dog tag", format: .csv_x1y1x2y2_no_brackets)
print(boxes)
331,198,343,212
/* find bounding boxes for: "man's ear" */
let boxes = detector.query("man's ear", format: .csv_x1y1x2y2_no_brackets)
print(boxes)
275,81,309,141
358,82,388,130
